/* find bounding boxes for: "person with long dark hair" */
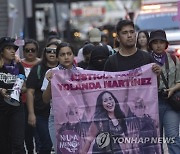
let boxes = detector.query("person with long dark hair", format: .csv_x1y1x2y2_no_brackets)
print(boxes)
41,42,82,153
0,37,26,153
21,39,41,154
136,30,150,52
26,41,59,154
81,91,127,154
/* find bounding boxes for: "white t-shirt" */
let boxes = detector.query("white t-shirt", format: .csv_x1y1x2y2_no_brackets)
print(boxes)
41,67,59,91
41,67,59,116
41,66,83,115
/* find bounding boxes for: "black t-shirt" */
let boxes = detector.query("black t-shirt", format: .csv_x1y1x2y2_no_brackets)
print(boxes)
26,63,51,117
0,62,25,110
104,49,154,72
78,61,88,69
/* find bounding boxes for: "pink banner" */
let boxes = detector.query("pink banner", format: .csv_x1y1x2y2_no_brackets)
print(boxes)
51,63,161,154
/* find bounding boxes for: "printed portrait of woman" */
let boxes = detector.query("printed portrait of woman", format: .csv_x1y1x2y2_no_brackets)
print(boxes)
81,91,128,154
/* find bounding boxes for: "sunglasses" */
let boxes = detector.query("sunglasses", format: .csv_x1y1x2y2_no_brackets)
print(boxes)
24,48,36,53
45,48,56,54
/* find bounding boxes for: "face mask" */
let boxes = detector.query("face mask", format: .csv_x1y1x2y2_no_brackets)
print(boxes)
91,58,107,71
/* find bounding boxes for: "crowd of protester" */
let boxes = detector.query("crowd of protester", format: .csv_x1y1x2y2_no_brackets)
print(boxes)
0,19,179,154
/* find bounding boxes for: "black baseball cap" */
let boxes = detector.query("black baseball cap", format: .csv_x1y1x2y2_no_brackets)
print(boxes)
0,37,19,52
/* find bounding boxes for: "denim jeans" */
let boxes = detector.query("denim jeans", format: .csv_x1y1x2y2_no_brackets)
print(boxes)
36,115,52,154
0,103,25,154
49,112,57,154
158,96,180,154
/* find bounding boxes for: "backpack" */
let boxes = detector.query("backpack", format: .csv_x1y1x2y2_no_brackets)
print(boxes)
102,44,114,56
169,53,178,82
37,64,41,80
36,64,46,80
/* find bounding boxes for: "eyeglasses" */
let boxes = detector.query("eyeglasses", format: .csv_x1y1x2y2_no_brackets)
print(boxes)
24,48,36,53
45,48,56,54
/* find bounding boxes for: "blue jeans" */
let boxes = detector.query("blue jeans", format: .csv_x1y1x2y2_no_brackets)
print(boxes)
36,115,52,154
158,96,180,154
49,113,57,153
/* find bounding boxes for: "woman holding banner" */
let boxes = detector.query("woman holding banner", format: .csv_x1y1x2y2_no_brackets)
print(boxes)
81,91,127,154
149,30,180,154
41,42,82,153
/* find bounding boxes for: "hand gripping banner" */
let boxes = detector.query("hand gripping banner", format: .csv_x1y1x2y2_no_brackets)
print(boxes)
51,63,161,154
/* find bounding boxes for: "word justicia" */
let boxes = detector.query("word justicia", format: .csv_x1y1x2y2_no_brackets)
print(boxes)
70,67,143,82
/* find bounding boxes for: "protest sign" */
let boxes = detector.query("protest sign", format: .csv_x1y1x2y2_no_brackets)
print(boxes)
51,63,161,154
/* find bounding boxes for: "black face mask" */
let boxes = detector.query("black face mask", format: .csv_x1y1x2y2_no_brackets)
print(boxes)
91,58,107,71
85,57,90,63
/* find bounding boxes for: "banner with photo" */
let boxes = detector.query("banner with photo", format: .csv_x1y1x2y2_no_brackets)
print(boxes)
51,63,161,154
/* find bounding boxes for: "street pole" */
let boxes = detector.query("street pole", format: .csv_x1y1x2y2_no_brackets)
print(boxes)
53,0,60,37
22,0,29,38
66,0,71,42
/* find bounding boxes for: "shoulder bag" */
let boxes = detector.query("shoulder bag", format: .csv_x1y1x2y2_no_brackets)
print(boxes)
160,54,180,111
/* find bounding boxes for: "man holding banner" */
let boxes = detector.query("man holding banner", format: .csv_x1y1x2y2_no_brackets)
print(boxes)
103,19,161,153
104,20,160,74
